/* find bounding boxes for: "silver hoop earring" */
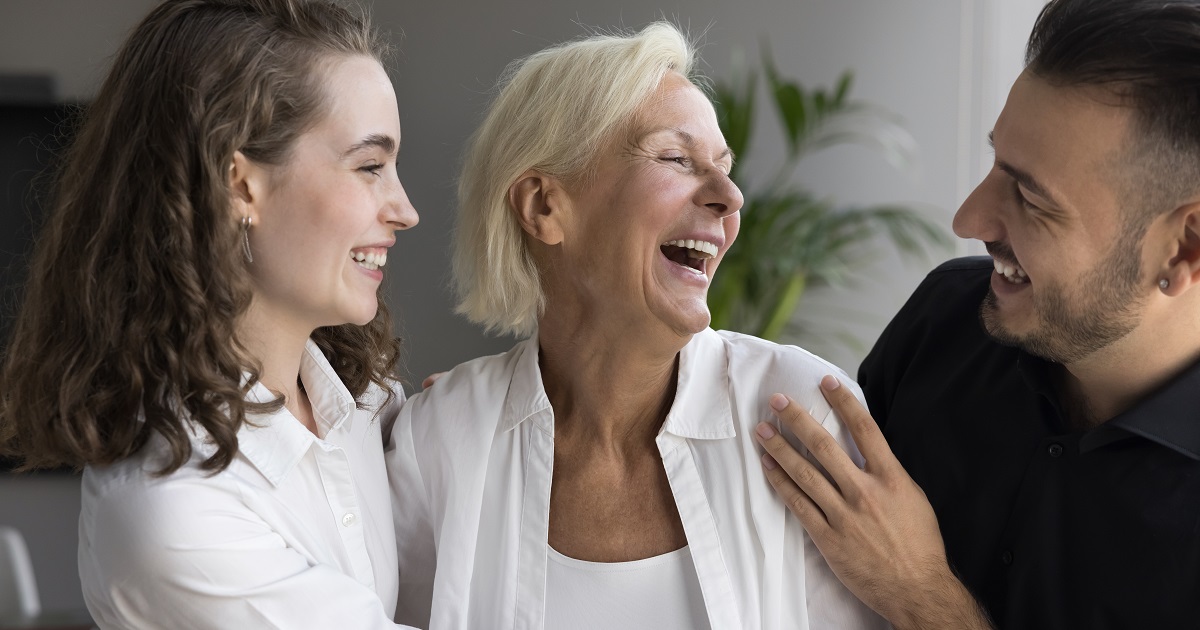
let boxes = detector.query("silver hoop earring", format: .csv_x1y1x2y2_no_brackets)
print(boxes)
241,215,254,263
1159,278,1170,291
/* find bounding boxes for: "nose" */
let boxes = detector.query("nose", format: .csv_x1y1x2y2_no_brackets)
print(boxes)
385,175,419,231
953,168,1005,243
700,169,744,218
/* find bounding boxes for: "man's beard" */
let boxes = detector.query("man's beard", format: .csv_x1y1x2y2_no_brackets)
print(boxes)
980,238,1147,364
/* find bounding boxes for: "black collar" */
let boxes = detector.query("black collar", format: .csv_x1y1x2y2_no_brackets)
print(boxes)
1016,351,1200,460
1106,356,1200,460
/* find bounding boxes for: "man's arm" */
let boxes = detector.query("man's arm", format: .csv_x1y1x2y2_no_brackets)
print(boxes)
754,375,994,630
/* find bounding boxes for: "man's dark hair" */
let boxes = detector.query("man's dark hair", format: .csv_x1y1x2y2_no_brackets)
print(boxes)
1026,0,1200,224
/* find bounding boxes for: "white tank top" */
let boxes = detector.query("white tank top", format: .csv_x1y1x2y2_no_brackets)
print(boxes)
544,544,711,629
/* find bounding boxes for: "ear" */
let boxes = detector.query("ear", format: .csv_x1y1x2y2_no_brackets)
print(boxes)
1160,200,1200,296
508,169,567,246
229,150,267,223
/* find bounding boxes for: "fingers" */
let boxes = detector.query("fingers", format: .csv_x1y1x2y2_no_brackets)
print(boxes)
421,371,447,389
816,375,899,475
764,392,864,492
755,419,844,519
760,452,832,536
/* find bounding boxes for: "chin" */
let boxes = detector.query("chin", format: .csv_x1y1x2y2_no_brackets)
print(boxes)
980,298,1033,347
666,309,712,337
647,295,712,338
342,305,380,328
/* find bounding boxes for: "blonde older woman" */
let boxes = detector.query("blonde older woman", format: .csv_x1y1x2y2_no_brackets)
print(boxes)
387,23,886,630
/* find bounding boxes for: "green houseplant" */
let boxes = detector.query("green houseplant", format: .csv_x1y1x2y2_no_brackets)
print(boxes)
708,53,952,341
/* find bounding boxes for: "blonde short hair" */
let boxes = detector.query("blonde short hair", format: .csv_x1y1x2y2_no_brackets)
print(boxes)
453,22,698,337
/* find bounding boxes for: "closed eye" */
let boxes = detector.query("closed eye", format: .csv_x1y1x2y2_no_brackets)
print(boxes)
359,164,385,177
1013,182,1040,211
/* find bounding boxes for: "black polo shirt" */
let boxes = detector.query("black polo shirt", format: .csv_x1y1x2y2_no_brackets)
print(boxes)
859,257,1200,629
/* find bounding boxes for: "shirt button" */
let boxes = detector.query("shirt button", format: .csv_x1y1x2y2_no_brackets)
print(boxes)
341,513,357,527
1048,443,1064,457
1001,550,1014,566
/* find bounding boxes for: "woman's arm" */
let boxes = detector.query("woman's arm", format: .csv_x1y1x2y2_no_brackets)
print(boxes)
384,402,437,629
80,473,413,630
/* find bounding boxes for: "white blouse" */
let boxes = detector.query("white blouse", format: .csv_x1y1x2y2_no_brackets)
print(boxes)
544,545,709,629
79,340,412,629
387,328,888,630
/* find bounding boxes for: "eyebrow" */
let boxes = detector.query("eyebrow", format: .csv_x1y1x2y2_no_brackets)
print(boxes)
988,131,1059,206
646,128,735,163
340,133,397,159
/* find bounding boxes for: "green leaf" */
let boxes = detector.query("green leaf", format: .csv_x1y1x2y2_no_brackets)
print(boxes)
833,71,853,105
762,47,806,157
712,72,757,181
706,42,951,339
760,272,807,341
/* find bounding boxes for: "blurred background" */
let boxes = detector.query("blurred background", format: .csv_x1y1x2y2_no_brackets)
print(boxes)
0,0,1044,615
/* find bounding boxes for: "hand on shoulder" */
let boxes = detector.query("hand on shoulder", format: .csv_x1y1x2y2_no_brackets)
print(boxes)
754,376,994,630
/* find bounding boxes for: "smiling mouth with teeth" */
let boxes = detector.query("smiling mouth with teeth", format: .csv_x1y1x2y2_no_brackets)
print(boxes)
993,257,1028,284
351,249,388,272
661,239,718,274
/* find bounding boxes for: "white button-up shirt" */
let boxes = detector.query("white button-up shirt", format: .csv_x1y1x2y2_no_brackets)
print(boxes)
388,328,888,629
80,340,412,629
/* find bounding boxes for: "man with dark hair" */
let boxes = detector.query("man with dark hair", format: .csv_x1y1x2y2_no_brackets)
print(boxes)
753,0,1200,627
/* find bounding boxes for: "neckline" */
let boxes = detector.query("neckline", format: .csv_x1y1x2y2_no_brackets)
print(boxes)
546,544,691,572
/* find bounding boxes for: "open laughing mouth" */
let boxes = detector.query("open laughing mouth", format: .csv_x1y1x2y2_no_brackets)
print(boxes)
993,257,1027,284
660,239,718,275
350,247,388,272
985,242,1028,286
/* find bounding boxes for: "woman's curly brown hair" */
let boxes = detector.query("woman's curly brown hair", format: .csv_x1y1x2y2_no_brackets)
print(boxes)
0,0,401,475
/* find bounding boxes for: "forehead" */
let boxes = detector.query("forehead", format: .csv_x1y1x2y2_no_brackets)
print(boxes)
631,72,723,144
994,71,1134,212
307,55,400,148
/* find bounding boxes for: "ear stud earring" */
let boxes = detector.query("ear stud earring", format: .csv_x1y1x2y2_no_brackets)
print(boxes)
1159,278,1170,291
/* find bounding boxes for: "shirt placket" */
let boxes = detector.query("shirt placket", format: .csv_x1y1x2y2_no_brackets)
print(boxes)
989,433,1075,620
514,410,555,630
657,433,742,628
313,438,376,591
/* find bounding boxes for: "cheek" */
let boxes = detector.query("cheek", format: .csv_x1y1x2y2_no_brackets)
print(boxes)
1012,221,1060,259
627,166,691,207
725,211,742,246
711,212,742,267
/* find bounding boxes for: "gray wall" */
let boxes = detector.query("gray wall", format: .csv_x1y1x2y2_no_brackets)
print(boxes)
0,473,83,612
0,0,1042,613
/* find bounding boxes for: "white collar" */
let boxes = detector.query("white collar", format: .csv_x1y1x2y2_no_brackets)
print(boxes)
194,339,358,486
498,329,735,441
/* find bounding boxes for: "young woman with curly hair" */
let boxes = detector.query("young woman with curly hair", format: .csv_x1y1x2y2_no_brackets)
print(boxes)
0,1,418,627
